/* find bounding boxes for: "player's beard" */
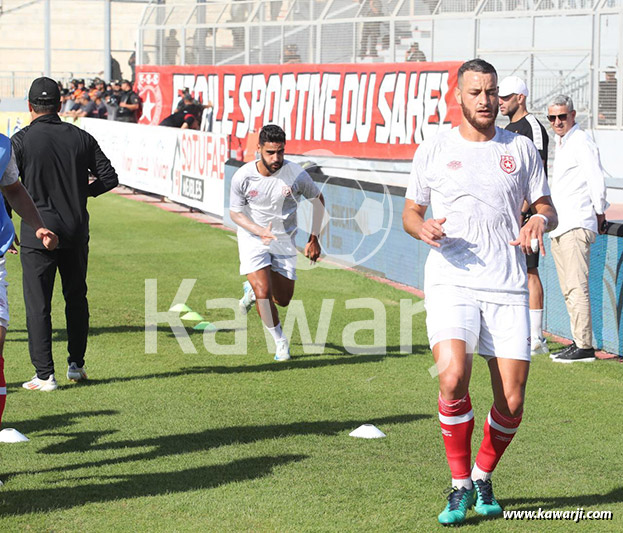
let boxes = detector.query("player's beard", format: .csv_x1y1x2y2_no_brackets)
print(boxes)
261,154,282,175
462,101,498,132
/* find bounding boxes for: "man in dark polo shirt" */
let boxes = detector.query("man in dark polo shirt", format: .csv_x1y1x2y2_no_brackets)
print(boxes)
499,75,550,356
11,77,119,391
115,80,141,123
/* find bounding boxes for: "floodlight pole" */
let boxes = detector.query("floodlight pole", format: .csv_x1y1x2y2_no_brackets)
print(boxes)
44,0,50,76
104,0,112,81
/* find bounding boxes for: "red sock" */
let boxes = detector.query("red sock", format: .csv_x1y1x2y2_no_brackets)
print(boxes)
438,392,474,480
0,355,6,426
474,404,522,474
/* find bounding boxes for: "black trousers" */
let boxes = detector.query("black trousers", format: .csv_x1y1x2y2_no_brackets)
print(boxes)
21,245,89,379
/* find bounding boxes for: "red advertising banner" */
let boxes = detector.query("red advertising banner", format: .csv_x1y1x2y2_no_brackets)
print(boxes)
136,62,461,160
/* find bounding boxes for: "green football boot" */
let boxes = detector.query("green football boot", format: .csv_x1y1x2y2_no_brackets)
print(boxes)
438,486,476,526
473,479,503,516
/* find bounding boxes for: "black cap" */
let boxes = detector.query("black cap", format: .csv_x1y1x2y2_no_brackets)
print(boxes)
28,77,61,105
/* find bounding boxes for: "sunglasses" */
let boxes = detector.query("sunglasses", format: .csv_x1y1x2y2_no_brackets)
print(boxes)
547,113,568,122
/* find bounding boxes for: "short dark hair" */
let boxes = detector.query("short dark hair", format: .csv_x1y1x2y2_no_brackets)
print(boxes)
259,124,286,145
458,58,497,87
31,102,59,114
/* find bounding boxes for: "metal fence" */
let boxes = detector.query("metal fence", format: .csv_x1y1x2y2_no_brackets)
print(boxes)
137,0,622,129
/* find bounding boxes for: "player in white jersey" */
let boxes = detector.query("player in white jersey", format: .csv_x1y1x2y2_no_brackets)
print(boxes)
230,125,325,361
402,59,557,525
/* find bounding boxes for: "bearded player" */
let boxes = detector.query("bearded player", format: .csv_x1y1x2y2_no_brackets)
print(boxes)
230,124,324,361
403,59,557,525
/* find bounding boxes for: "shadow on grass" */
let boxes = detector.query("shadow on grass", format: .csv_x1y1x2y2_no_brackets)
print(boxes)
16,414,430,476
4,410,118,435
2,454,307,515
460,486,623,525
7,344,430,390
7,325,147,343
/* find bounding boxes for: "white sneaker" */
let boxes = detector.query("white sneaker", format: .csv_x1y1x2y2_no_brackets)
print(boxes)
67,362,87,381
239,281,256,315
274,338,291,361
22,374,57,392
531,338,550,356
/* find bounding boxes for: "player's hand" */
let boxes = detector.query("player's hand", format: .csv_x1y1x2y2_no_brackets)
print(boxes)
259,222,277,245
419,217,446,248
304,237,321,264
7,235,20,255
35,228,59,251
597,213,607,235
511,216,546,257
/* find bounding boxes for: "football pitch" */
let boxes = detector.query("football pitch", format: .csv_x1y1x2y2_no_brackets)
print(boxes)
0,193,621,532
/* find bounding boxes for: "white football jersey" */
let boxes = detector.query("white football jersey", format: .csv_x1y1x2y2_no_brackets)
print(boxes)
230,159,320,243
406,127,550,304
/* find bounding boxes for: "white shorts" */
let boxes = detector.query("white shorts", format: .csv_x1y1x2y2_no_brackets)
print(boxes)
0,257,9,329
238,234,297,281
425,285,530,361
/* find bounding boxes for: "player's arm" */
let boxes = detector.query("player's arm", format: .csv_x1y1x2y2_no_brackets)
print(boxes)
511,196,557,257
1,181,58,250
229,210,276,245
402,199,446,248
304,192,325,263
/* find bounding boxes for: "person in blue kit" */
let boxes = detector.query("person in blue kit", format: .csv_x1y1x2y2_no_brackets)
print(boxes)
0,133,58,444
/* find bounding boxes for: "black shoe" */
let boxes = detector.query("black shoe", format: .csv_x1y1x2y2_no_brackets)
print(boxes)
552,346,595,363
550,342,576,360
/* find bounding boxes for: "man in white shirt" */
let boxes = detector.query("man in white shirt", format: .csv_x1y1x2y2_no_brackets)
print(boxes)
403,59,557,525
547,95,609,363
230,125,325,361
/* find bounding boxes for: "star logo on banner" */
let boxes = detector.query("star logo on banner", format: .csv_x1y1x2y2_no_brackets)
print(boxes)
140,93,156,122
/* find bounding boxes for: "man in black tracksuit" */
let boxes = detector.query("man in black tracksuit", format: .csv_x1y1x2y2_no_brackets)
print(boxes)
12,77,119,391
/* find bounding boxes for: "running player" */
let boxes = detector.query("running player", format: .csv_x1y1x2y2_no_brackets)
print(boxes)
229,124,325,361
402,59,557,525
499,75,550,356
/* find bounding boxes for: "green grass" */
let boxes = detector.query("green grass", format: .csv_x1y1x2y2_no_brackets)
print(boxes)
0,193,621,532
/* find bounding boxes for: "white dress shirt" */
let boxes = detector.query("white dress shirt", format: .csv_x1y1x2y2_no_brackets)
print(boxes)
550,124,609,238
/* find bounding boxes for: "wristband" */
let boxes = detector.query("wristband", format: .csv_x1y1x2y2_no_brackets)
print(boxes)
531,213,549,228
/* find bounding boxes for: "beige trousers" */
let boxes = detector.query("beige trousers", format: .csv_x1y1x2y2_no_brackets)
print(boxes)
550,228,596,349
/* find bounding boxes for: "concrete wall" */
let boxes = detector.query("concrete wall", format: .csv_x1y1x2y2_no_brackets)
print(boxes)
0,0,146,95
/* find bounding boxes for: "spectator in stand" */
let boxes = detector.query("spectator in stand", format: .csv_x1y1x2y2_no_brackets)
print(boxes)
89,79,106,100
115,80,141,123
406,42,426,62
164,29,180,65
105,80,122,121
230,0,249,49
93,92,107,119
110,55,122,82
72,94,99,119
59,89,74,115
359,0,383,58
129,50,137,83
284,44,301,64
74,79,86,99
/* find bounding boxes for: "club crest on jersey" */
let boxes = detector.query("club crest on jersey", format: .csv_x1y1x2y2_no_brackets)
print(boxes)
248,190,259,199
282,186,292,197
447,160,462,170
500,155,516,174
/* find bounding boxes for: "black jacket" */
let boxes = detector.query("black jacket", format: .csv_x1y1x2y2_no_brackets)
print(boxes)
11,113,118,249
